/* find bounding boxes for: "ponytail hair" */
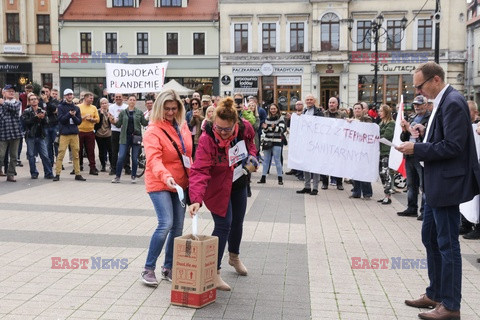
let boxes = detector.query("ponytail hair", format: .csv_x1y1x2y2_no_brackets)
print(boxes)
215,97,239,123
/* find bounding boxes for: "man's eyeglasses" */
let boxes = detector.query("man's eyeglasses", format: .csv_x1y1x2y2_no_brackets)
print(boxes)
214,124,234,133
414,76,434,90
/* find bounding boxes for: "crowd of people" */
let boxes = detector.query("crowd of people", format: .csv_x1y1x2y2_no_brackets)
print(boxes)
1,62,479,318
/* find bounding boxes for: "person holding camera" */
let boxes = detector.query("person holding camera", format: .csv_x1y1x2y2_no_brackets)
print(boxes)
21,94,54,179
0,84,23,182
188,97,257,291
53,89,86,182
40,86,60,167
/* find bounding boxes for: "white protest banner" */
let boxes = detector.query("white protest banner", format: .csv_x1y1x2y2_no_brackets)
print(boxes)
106,62,168,93
288,114,380,182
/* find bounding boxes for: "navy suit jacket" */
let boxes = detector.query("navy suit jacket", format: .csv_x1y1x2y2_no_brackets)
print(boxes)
414,85,480,207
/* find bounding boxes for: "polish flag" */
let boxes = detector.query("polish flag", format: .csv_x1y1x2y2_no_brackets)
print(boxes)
388,95,407,177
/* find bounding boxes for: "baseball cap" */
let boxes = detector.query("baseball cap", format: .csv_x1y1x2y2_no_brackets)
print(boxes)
63,88,74,95
201,95,211,102
3,84,15,91
412,95,427,105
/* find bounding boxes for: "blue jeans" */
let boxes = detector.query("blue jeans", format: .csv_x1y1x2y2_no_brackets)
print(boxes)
352,180,372,198
422,202,461,311
145,191,185,270
211,187,247,270
44,125,58,165
406,157,424,212
115,136,140,178
262,145,283,177
26,137,53,177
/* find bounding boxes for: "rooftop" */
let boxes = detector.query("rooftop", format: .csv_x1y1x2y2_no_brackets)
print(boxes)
61,0,218,22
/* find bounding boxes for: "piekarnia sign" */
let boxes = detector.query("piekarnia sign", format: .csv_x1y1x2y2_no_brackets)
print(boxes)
288,114,380,182
106,62,168,94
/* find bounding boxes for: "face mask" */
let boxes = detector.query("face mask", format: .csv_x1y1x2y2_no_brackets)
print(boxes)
174,184,186,207
234,98,243,105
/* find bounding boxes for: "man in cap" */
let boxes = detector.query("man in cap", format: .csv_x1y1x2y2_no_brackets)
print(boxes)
53,89,86,181
0,85,23,182
201,95,212,115
397,95,430,219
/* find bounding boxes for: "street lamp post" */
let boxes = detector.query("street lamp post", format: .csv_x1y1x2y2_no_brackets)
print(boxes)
348,14,407,106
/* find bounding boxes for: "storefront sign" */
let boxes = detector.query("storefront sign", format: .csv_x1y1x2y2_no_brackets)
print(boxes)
221,75,231,85
370,64,416,73
232,66,304,75
277,76,301,86
3,45,23,54
0,63,32,73
260,63,274,76
350,51,429,64
234,77,258,89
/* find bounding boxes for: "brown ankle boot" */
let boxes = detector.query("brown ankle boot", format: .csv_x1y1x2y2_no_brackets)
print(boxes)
215,270,231,291
228,252,248,276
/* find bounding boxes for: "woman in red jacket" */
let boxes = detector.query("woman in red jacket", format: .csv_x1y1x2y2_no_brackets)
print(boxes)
141,89,193,286
188,97,257,291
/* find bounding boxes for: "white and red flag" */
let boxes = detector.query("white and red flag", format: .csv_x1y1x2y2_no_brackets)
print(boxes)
388,95,407,177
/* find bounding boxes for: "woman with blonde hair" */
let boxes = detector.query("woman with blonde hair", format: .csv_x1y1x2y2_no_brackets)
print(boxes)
188,97,257,291
141,89,193,286
378,104,395,204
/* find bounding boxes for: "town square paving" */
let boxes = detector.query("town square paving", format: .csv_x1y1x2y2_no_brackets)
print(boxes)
0,150,479,319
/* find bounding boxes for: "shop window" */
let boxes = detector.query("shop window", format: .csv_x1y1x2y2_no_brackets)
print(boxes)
137,33,148,55
7,13,20,43
193,33,205,55
358,74,413,105
234,24,248,53
387,20,403,50
417,19,432,50
41,73,53,89
167,33,178,55
262,23,276,53
356,21,371,51
80,32,92,55
290,22,304,52
182,78,213,95
73,77,106,96
321,13,339,51
37,14,50,44
106,33,117,54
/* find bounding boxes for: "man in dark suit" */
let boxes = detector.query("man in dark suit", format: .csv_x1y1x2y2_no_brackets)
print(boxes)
397,62,480,320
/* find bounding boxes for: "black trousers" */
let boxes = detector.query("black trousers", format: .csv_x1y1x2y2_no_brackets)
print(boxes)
96,136,113,168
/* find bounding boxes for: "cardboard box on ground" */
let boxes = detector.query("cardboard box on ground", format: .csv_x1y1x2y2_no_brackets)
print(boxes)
171,234,218,308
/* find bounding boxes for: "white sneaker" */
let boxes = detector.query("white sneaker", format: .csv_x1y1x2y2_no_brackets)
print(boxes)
131,177,136,184
111,177,120,183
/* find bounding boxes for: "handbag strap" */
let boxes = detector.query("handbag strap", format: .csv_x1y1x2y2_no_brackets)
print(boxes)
161,128,189,178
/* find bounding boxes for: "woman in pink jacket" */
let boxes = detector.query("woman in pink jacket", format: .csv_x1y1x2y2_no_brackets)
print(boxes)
141,89,193,286
189,97,257,291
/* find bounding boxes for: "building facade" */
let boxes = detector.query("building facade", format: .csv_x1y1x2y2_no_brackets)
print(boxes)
0,0,59,90
466,0,480,102
59,0,219,96
219,0,467,111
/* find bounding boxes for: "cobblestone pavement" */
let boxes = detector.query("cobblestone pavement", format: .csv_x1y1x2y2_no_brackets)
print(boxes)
0,149,479,319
